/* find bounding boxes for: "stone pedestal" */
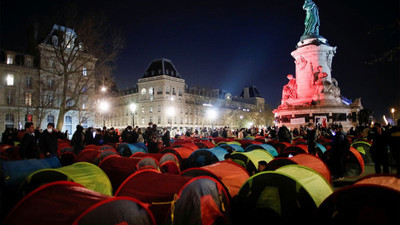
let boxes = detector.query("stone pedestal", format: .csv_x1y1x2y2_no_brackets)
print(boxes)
273,37,362,131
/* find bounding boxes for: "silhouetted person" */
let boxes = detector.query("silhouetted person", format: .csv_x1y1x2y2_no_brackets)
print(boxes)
369,122,390,173
304,123,317,155
331,125,350,179
19,122,40,159
71,125,85,155
84,127,94,145
162,127,171,147
390,119,400,175
39,123,64,158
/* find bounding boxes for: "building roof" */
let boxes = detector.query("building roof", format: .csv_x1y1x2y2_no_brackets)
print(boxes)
142,58,182,79
240,86,261,98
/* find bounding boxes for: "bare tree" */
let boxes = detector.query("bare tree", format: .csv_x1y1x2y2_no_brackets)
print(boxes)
39,12,124,131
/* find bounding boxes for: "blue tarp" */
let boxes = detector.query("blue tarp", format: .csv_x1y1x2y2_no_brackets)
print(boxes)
316,143,326,153
245,144,279,157
1,157,62,188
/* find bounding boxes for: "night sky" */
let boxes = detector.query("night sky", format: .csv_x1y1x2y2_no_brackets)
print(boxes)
1,0,399,122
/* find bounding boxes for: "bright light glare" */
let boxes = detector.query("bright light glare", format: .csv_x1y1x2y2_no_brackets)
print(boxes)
383,115,388,125
101,86,107,92
206,108,218,120
392,108,395,113
99,100,110,112
130,103,137,113
248,122,254,127
166,106,175,117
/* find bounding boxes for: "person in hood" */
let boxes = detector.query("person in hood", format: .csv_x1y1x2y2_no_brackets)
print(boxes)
39,123,64,157
71,125,85,155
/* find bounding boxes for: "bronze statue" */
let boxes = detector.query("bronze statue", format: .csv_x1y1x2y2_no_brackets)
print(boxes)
303,0,320,36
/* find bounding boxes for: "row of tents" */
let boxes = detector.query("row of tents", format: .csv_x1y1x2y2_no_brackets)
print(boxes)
1,136,399,224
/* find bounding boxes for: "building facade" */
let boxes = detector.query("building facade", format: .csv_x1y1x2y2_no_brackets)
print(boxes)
0,24,97,139
106,58,267,132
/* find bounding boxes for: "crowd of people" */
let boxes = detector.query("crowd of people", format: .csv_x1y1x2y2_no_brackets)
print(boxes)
2,119,399,176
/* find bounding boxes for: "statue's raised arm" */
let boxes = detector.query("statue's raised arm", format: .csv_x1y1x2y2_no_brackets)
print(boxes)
303,0,320,36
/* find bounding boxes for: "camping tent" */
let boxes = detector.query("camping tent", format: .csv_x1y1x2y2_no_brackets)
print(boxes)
235,164,333,224
186,149,220,168
279,144,308,157
19,162,113,196
267,154,332,184
98,155,142,192
314,174,400,224
208,147,230,161
270,141,291,154
118,143,148,156
180,161,250,198
351,140,373,165
231,150,274,174
115,170,230,225
322,146,365,177
244,144,279,157
3,181,155,225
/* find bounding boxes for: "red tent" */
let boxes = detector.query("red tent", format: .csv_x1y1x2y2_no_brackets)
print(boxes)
267,154,332,184
115,170,230,225
181,161,250,198
3,181,155,225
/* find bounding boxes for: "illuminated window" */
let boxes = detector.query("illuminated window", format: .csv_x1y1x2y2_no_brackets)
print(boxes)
149,106,153,113
157,87,162,95
83,67,87,76
141,107,145,113
47,115,55,123
141,117,145,125
141,88,146,95
6,74,14,86
25,93,32,106
6,55,13,64
149,117,153,123
5,113,14,128
166,86,170,94
149,87,153,95
65,116,72,134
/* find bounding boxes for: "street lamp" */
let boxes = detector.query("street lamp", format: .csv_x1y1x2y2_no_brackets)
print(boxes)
206,108,218,130
101,86,107,93
99,100,110,127
391,108,396,123
130,103,137,127
166,106,175,129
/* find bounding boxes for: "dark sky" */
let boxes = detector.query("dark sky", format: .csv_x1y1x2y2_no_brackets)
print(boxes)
1,0,399,121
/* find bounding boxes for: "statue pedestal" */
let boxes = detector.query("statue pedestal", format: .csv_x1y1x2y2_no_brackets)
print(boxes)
273,37,362,131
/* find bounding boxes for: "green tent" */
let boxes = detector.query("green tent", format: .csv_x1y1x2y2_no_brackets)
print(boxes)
234,164,333,224
231,149,274,174
215,141,242,147
351,141,372,164
19,162,112,196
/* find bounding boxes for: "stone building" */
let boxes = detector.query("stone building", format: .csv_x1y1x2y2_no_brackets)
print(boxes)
105,58,266,132
0,24,97,139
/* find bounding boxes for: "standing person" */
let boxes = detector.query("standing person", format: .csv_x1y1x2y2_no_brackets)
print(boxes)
162,127,171,147
19,122,40,159
222,127,228,138
148,124,160,153
2,128,15,145
331,125,350,179
278,125,292,144
389,119,400,175
137,128,144,143
304,123,317,155
71,125,85,155
84,127,94,146
93,128,104,145
369,122,390,173
39,123,64,158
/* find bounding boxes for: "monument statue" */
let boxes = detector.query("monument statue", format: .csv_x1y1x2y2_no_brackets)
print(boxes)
303,0,320,36
323,78,341,97
312,65,327,95
282,74,297,100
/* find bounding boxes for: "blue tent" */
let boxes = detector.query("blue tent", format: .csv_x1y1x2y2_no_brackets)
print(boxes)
208,147,229,161
186,149,220,168
1,157,61,188
218,144,244,152
118,143,148,156
245,144,279,157
316,143,327,154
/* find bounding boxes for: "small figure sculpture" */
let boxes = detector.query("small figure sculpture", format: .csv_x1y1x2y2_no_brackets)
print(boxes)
312,65,327,95
323,78,341,97
282,74,297,100
303,0,320,36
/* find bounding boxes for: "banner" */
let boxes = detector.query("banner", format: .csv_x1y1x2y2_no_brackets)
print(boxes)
290,117,305,124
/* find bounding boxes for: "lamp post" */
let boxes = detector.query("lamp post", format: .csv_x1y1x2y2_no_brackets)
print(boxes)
166,106,175,130
206,108,218,130
391,108,396,123
99,100,110,127
130,103,137,127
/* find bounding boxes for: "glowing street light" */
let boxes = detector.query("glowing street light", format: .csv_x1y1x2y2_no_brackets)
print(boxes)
391,108,396,122
166,106,175,129
130,103,137,127
206,108,218,130
99,100,110,127
101,86,107,92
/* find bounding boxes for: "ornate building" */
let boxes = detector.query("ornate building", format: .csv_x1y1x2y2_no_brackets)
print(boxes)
0,24,97,138
105,58,267,131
